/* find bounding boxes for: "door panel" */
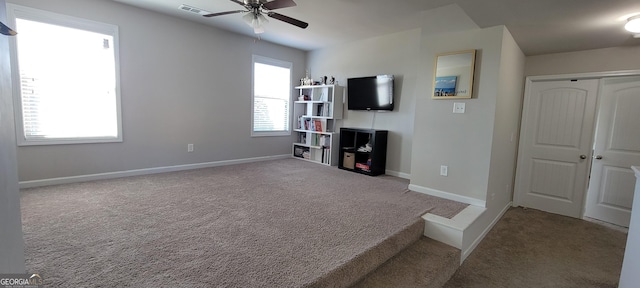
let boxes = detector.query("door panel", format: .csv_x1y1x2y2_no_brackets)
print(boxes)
536,90,587,148
515,79,599,218
584,76,640,227
530,159,576,201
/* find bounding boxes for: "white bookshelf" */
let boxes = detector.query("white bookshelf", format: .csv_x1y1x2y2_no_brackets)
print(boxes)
292,85,344,165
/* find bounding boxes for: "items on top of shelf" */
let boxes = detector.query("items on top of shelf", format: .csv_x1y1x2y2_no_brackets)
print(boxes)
300,74,336,86
301,70,313,86
300,70,337,86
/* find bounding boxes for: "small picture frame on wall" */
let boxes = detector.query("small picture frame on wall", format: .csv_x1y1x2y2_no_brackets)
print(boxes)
432,49,476,99
434,76,458,97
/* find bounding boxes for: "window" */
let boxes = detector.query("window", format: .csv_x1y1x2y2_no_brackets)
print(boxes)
8,4,122,145
251,55,291,137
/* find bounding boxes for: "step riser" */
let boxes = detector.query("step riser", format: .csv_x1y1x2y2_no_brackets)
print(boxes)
350,237,461,288
308,219,425,288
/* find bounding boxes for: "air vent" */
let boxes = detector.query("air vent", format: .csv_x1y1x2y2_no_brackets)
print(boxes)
179,4,211,15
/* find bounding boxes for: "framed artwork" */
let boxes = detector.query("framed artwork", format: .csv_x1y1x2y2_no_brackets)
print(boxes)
432,49,476,99
434,76,457,97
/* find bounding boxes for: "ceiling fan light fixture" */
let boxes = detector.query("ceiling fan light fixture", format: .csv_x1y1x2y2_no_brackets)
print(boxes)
205,0,307,32
242,12,255,27
254,14,268,34
253,26,265,34
242,11,268,34
625,15,640,33
257,13,268,25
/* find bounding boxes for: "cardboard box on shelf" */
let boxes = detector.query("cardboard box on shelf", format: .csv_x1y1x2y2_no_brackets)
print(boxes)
343,152,355,169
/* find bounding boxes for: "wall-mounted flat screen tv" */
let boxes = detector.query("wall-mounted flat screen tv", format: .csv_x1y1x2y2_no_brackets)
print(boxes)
347,75,394,111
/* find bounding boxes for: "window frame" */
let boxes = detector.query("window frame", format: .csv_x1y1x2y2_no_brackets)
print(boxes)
251,54,292,137
7,4,123,146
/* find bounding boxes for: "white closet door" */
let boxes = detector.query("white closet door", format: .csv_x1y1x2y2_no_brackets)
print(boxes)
515,79,599,218
584,76,640,227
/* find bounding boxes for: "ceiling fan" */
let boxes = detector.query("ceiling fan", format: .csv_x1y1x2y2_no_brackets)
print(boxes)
204,0,308,34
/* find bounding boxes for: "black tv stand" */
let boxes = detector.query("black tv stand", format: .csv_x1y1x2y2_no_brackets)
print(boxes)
338,128,388,176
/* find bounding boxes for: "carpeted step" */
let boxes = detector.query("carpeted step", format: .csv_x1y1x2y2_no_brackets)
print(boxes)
349,237,461,288
306,218,426,288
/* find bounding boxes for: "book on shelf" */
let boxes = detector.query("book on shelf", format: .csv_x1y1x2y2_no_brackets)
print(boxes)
304,118,313,131
319,135,330,148
309,134,316,146
314,120,323,132
297,116,304,130
324,147,330,164
315,103,331,117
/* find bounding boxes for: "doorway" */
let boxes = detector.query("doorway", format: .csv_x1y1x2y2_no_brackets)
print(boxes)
515,74,640,227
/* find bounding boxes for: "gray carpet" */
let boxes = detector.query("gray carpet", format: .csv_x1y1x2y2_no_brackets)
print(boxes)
444,207,627,288
20,159,467,287
351,237,460,288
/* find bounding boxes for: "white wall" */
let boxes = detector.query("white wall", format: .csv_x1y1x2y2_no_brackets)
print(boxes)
307,29,421,177
487,27,526,210
306,4,480,177
410,26,504,202
8,0,307,182
466,26,525,251
525,46,640,76
0,0,26,273
410,25,525,254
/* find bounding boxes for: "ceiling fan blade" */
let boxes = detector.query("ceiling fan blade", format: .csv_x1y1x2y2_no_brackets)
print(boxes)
1,21,17,36
203,10,246,17
267,12,308,29
263,0,297,10
230,0,246,7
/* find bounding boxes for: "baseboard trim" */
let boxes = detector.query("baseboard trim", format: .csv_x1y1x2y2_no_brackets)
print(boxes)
422,204,486,249
19,154,291,188
460,201,512,262
408,184,486,207
385,169,410,179
423,201,512,264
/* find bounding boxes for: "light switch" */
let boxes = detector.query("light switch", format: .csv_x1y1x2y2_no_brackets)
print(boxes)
440,165,448,176
453,102,466,113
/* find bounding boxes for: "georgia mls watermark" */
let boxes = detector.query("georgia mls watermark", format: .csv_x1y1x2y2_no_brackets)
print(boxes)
0,274,44,288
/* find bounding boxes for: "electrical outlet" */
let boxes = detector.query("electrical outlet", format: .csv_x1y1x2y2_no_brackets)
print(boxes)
440,165,448,176
187,144,194,152
453,102,466,113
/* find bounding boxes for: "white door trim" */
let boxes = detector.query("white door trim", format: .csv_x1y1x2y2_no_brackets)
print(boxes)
527,69,640,82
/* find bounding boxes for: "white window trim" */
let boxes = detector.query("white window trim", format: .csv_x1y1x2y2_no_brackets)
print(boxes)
251,54,292,137
7,4,123,146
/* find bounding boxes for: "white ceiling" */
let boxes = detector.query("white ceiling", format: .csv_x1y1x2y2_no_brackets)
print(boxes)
113,0,640,55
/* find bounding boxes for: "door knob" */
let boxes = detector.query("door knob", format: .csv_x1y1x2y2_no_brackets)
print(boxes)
594,155,603,160
580,155,587,159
